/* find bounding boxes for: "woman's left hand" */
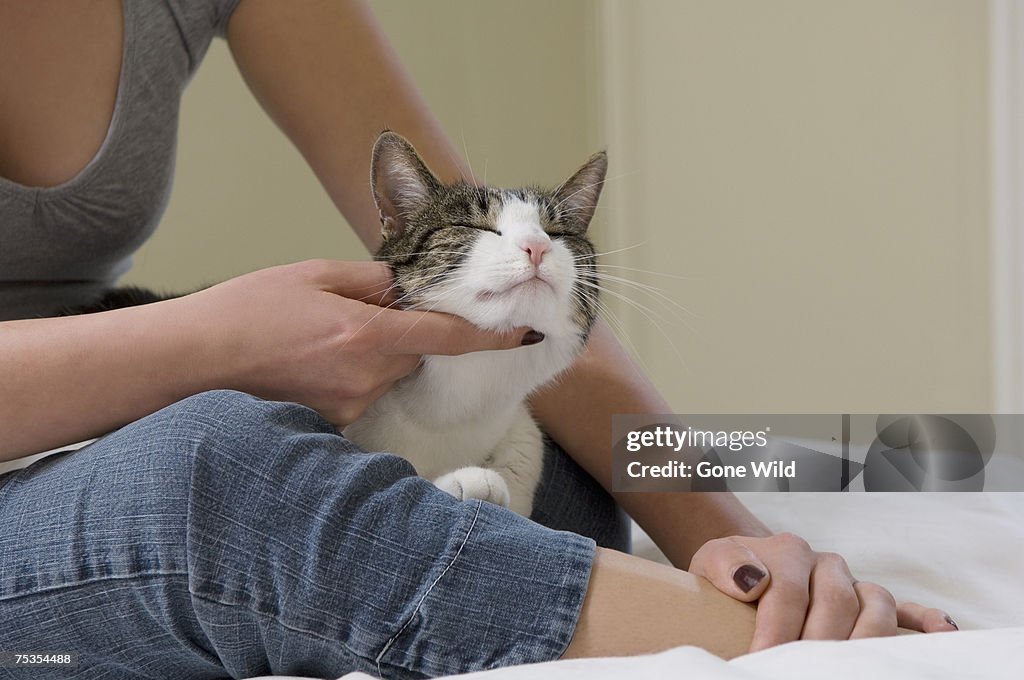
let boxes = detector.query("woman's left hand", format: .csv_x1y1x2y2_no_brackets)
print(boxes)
689,533,959,651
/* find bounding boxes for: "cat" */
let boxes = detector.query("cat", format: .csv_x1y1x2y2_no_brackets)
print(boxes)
63,130,606,517
342,132,605,515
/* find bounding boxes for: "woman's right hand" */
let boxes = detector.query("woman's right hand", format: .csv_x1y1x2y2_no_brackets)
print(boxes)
180,259,535,426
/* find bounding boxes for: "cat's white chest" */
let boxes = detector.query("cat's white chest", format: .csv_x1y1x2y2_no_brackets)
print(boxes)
343,333,579,514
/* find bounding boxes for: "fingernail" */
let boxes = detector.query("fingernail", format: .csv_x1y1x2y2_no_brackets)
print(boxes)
944,615,959,630
733,564,766,593
521,330,545,346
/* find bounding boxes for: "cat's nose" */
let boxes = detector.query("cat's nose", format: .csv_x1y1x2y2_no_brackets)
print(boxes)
521,238,550,267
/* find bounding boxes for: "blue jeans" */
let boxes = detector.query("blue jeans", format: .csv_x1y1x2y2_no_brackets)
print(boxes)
0,391,629,679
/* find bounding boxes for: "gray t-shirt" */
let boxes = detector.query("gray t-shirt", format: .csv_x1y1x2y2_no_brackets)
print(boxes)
0,0,240,321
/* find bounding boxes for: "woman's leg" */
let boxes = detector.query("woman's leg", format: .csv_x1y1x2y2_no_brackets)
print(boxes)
0,391,593,679
565,547,756,660
0,390,756,678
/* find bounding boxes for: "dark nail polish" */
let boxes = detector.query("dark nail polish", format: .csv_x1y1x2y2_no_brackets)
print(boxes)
944,615,959,630
733,564,766,593
521,330,545,346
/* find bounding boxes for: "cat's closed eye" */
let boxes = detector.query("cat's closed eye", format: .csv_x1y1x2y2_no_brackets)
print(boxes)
453,223,502,236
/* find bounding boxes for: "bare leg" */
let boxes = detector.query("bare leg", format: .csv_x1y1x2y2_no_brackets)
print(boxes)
563,547,756,660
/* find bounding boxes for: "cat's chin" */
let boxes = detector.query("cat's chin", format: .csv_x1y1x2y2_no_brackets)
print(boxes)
475,276,553,301
465,278,568,332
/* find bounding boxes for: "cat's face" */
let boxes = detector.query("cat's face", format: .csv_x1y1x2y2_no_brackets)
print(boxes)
371,132,605,340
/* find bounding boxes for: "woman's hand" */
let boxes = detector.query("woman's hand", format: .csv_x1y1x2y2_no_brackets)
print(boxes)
689,533,959,651
180,259,534,425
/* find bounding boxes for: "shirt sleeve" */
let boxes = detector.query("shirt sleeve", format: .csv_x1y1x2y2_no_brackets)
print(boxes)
212,0,242,38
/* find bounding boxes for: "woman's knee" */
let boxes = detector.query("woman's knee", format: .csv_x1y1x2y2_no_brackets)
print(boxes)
127,389,330,465
61,390,333,515
148,389,330,442
147,390,417,518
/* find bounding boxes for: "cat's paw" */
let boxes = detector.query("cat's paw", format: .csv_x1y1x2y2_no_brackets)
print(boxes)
434,467,511,508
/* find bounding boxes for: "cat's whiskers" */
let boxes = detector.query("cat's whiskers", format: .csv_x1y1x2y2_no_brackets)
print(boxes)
395,271,470,307
339,276,479,361
590,263,697,281
334,276,461,353
570,285,658,376
556,203,608,217
572,241,648,261
575,278,691,372
571,238,701,364
571,285,624,342
459,128,479,187
371,277,410,304
382,279,481,349
552,181,604,215
588,272,697,325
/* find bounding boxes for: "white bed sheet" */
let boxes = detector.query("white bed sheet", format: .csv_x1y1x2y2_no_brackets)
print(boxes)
321,628,1023,680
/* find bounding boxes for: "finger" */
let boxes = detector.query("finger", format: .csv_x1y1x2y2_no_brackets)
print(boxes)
308,259,399,305
749,571,813,652
849,582,899,639
800,553,859,640
896,601,959,633
689,538,771,602
374,307,537,356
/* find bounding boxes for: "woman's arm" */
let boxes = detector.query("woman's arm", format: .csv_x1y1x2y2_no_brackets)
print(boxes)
0,262,529,462
565,547,755,660
530,320,773,566
225,0,464,251
0,299,220,461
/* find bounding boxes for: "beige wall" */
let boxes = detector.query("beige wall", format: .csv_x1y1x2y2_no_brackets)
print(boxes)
600,0,990,413
124,0,599,290
128,1,991,414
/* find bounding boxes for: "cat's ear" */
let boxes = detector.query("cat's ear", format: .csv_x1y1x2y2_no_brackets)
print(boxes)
552,151,608,232
371,131,442,241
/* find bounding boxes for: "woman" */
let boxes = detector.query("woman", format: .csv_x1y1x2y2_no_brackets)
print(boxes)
0,1,956,677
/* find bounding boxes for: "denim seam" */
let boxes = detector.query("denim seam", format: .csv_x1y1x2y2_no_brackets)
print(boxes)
0,570,189,603
373,499,483,678
187,590,371,665
189,581,387,667
539,534,596,661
